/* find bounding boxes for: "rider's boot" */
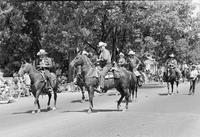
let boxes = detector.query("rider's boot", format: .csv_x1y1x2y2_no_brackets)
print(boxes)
95,85,103,93
95,76,104,93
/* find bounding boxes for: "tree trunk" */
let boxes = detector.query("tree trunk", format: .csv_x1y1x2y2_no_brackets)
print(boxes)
112,26,118,62
67,48,76,83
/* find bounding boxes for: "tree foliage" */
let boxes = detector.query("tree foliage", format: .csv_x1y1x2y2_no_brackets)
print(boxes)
0,0,200,76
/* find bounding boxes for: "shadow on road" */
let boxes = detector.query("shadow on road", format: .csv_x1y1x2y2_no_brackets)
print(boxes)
12,109,50,115
70,99,89,103
158,93,169,96
158,93,192,96
108,93,119,96
62,109,122,113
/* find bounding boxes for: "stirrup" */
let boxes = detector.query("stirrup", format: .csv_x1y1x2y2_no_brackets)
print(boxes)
94,86,103,93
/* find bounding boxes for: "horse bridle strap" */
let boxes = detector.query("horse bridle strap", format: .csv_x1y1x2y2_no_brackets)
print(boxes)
40,71,47,82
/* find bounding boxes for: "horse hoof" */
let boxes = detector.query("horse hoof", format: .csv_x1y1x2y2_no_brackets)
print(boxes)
123,108,127,112
52,107,56,110
32,110,36,114
134,99,138,103
129,100,133,103
47,106,52,111
117,105,121,110
81,100,85,103
88,109,92,113
37,109,41,113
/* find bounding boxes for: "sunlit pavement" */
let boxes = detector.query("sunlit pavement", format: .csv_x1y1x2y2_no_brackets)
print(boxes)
0,81,200,137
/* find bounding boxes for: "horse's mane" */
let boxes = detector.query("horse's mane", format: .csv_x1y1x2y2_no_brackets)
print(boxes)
27,63,41,73
82,55,95,68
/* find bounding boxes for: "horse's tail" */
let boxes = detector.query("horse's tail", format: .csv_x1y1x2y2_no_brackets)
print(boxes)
162,71,167,82
130,72,138,94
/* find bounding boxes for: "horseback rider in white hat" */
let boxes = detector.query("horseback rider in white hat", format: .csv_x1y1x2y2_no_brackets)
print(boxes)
118,52,126,67
165,53,181,80
127,50,143,86
36,49,53,92
96,41,112,93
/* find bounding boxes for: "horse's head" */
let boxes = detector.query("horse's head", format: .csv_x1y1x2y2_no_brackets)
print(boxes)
18,62,32,76
70,54,85,68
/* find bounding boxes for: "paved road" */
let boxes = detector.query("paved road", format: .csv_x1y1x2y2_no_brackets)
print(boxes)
0,82,200,137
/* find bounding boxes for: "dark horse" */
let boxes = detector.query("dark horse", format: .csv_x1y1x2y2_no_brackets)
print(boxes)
163,66,179,95
70,54,137,113
181,68,190,82
18,62,58,113
74,71,87,102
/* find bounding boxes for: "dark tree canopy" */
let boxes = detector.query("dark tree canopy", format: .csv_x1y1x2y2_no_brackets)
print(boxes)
0,1,200,76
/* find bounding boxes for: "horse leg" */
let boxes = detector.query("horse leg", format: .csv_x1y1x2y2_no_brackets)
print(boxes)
47,92,52,110
189,80,192,95
167,82,170,95
128,88,133,103
87,86,94,113
116,87,125,110
37,100,41,113
171,81,174,95
192,80,196,95
52,91,57,110
32,90,41,114
117,94,125,111
36,91,41,113
130,85,138,102
81,86,86,103
176,81,179,93
135,85,138,102
123,89,130,112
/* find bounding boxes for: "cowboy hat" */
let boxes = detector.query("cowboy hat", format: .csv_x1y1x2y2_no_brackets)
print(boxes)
82,50,89,55
37,49,48,56
98,41,107,47
119,52,124,57
169,53,175,57
128,50,135,55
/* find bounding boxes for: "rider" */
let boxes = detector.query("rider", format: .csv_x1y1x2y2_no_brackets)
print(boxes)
118,52,126,68
96,41,112,93
165,53,181,80
36,49,53,92
127,50,143,86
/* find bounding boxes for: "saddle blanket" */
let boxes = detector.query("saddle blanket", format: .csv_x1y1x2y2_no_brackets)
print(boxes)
87,67,121,79
105,73,114,79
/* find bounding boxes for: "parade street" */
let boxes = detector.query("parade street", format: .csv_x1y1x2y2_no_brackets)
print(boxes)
0,82,200,137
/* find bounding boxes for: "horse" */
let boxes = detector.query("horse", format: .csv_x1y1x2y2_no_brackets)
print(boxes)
163,66,179,95
69,54,137,113
181,68,190,82
18,62,58,113
73,72,87,102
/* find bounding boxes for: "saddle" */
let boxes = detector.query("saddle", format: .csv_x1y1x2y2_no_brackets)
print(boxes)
39,71,55,92
86,67,121,79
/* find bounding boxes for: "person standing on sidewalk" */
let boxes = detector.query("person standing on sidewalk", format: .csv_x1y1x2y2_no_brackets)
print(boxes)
189,64,198,95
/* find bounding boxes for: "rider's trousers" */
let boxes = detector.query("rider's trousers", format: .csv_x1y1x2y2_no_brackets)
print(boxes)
43,69,52,88
99,63,112,88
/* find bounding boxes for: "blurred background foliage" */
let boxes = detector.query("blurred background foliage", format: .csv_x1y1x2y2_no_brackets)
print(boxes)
0,0,200,76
